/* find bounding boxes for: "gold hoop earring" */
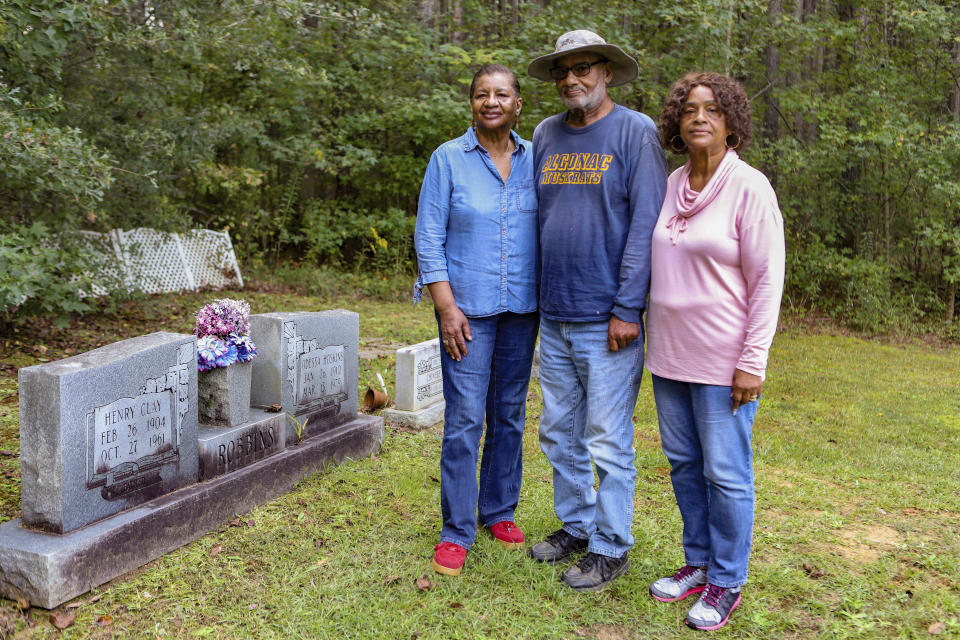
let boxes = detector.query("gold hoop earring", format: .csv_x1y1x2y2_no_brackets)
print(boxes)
726,133,741,149
670,135,686,153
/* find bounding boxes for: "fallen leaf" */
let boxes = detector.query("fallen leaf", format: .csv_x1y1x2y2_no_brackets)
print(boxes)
49,610,76,630
229,518,243,527
801,562,825,578
450,602,464,609
903,507,922,515
384,575,401,585
0,450,15,456
266,403,282,412
209,544,223,557
15,596,29,611
87,594,103,604
415,575,433,591
428,475,439,483
928,622,946,635
315,539,325,549
97,614,113,626
297,498,308,506
247,519,255,527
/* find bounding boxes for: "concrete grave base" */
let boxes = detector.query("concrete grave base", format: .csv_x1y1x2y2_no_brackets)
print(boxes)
197,408,287,481
0,415,384,609
381,401,445,430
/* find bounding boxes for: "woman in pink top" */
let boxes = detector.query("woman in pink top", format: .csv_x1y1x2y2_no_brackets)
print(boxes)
644,72,785,632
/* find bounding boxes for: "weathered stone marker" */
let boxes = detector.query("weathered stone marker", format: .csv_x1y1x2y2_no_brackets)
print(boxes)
250,311,360,445
0,311,384,609
197,408,286,481
381,337,445,429
17,332,198,534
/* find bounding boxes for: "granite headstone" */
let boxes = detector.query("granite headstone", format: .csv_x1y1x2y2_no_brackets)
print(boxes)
250,311,359,445
381,338,445,429
17,332,198,534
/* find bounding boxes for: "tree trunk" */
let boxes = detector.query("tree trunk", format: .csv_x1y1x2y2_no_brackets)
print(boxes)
762,0,781,186
949,39,960,323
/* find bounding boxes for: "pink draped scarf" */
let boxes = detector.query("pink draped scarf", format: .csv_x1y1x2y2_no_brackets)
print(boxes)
666,148,741,245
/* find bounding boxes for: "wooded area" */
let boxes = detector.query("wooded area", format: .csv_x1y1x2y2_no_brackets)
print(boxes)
1,0,959,333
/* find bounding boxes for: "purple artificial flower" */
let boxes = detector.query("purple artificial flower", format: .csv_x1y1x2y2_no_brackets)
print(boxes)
194,298,251,339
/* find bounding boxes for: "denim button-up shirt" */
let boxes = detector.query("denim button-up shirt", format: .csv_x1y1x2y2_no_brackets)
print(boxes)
414,127,538,317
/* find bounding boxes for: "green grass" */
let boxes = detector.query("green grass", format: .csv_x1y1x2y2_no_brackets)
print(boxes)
0,288,958,639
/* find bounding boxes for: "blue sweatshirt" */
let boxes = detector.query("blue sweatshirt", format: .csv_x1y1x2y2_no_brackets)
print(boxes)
533,105,667,323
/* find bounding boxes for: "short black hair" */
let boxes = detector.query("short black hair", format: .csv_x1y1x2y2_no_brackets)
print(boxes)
469,64,521,99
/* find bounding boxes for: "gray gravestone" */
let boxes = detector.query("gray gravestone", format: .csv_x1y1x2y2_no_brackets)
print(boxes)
250,311,359,445
17,332,198,534
198,360,252,427
197,408,286,481
381,338,445,429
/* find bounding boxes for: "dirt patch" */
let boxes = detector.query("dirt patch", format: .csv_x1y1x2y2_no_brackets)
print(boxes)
358,337,407,361
835,524,903,562
574,624,633,640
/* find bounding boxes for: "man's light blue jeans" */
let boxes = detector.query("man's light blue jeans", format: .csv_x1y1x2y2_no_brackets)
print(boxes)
652,374,758,588
538,318,644,558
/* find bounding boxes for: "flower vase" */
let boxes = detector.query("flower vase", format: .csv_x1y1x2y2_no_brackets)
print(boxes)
198,360,252,427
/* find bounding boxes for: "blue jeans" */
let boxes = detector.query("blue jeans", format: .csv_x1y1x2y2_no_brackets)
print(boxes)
438,311,539,549
651,374,758,588
537,318,644,558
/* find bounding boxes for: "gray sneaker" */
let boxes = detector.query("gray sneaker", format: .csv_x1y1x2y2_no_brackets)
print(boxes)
686,584,742,631
649,565,707,602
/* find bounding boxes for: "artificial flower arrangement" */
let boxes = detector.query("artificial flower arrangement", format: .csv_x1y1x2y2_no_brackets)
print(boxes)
194,298,258,371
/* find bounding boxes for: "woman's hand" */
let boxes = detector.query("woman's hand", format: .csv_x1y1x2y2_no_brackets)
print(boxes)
731,368,762,413
426,281,472,361
438,305,471,361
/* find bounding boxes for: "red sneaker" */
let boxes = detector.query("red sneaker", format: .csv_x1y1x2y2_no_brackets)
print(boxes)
489,521,525,549
432,542,466,576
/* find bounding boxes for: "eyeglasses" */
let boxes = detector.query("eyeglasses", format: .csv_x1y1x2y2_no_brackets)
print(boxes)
548,59,607,81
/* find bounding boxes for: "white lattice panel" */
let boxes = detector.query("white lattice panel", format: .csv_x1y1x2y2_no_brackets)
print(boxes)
72,228,243,297
115,228,195,294
178,229,243,289
73,230,127,298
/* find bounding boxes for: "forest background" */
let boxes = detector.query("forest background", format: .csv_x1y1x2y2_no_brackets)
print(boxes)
2,0,959,335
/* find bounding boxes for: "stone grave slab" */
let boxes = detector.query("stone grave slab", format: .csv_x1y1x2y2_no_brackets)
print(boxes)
250,311,359,446
17,332,198,534
0,416,384,609
197,409,286,481
381,338,445,429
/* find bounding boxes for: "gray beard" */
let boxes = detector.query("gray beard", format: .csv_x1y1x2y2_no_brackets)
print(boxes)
561,83,606,113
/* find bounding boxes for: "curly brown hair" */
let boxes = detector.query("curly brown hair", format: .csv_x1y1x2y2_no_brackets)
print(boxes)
659,72,752,154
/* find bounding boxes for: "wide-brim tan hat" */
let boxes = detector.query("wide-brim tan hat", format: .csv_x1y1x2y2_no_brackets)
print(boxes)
528,29,639,87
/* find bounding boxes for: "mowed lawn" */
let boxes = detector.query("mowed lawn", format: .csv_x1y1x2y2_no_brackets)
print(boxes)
0,291,958,639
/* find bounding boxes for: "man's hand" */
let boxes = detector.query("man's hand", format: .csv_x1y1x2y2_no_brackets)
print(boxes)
607,316,639,352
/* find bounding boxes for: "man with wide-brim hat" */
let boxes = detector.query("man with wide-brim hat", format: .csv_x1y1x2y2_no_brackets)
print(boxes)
526,29,667,592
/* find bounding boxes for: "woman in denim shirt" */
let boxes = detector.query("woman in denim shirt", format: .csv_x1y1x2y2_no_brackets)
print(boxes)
414,64,539,577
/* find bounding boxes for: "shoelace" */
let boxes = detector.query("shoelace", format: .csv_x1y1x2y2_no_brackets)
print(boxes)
701,583,727,608
673,565,701,581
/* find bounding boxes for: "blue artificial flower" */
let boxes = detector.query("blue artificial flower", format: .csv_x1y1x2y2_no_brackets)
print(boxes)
214,343,239,368
229,332,259,363
198,335,237,371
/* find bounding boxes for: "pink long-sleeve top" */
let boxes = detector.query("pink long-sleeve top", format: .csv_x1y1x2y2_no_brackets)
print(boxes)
646,149,785,385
